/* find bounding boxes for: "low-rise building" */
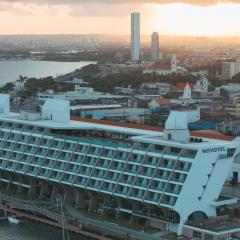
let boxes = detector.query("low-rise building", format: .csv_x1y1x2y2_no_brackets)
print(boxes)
225,98,240,118
141,82,170,95
193,76,208,93
148,98,171,110
74,107,151,124
222,59,240,80
37,88,127,104
143,54,182,75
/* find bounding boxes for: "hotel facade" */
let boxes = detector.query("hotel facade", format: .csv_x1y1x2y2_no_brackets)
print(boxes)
0,94,238,235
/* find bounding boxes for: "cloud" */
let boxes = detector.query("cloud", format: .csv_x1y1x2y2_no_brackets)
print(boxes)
0,0,240,18
0,0,240,7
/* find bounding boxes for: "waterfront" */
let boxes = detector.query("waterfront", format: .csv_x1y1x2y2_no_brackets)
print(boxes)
0,60,95,85
0,219,91,240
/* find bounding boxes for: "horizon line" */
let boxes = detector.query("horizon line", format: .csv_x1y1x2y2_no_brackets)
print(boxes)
1,33,240,38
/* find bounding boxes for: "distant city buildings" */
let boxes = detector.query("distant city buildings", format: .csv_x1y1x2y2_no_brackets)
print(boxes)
99,62,143,78
225,98,240,118
37,87,125,104
222,59,240,80
193,76,208,93
143,54,185,75
141,82,170,95
180,83,192,100
151,32,159,62
131,12,141,61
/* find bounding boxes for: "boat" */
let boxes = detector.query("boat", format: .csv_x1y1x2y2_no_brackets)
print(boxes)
8,216,22,224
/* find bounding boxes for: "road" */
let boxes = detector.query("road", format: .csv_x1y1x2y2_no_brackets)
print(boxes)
65,205,162,240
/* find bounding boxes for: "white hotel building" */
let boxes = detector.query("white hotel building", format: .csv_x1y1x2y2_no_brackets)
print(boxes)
0,94,238,235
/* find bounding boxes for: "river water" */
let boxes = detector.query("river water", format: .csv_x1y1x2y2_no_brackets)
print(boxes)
0,219,92,240
0,60,95,85
0,60,97,239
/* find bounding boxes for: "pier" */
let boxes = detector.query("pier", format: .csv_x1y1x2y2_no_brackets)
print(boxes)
0,202,114,240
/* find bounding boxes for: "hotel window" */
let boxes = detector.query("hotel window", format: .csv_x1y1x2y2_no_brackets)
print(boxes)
193,231,202,239
227,148,236,157
167,134,172,140
205,234,213,240
155,145,164,151
170,147,181,154
164,159,169,167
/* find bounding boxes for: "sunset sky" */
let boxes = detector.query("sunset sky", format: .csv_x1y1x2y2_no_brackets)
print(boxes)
1,0,240,36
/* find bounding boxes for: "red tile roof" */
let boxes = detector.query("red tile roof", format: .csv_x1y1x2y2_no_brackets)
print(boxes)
174,106,194,111
191,130,234,141
175,82,194,90
152,98,171,105
147,63,171,70
71,117,234,141
71,116,164,132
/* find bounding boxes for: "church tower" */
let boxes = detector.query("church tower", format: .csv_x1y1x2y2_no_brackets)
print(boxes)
180,83,192,99
171,54,177,73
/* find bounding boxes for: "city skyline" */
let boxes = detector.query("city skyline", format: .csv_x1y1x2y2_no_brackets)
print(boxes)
1,1,240,36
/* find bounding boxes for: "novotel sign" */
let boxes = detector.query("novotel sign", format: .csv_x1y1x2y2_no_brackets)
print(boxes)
202,147,226,154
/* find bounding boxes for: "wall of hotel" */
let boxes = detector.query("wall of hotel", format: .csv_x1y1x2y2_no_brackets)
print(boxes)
227,139,240,183
0,169,187,232
174,148,235,235
182,227,232,240
0,171,91,209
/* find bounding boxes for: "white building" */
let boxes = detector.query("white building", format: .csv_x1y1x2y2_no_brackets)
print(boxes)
193,76,208,93
225,98,240,119
0,94,10,114
0,96,238,236
143,54,184,76
42,99,70,122
131,12,140,62
141,82,170,94
151,32,159,62
37,88,125,103
74,85,94,93
13,80,25,91
171,54,178,73
222,59,240,80
148,98,171,110
180,83,192,100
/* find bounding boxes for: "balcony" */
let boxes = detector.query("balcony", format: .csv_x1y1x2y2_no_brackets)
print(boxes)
211,195,237,207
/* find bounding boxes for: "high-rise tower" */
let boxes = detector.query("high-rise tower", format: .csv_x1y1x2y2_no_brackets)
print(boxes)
151,32,159,61
131,12,140,61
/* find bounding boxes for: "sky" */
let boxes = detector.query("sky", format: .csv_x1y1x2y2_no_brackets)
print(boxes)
1,0,240,36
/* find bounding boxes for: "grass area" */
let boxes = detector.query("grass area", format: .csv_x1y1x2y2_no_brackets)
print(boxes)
78,209,159,233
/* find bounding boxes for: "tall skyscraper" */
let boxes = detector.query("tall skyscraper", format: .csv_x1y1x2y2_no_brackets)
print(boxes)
151,32,159,61
131,12,140,62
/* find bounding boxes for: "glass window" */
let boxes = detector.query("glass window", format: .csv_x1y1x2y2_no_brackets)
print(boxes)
227,148,236,157
205,234,213,240
193,231,202,239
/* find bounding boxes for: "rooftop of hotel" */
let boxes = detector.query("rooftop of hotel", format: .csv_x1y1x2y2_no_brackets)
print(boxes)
0,112,160,136
0,112,236,150
0,95,236,148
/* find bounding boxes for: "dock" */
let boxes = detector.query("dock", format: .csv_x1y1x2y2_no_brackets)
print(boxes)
0,216,7,221
0,203,113,240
